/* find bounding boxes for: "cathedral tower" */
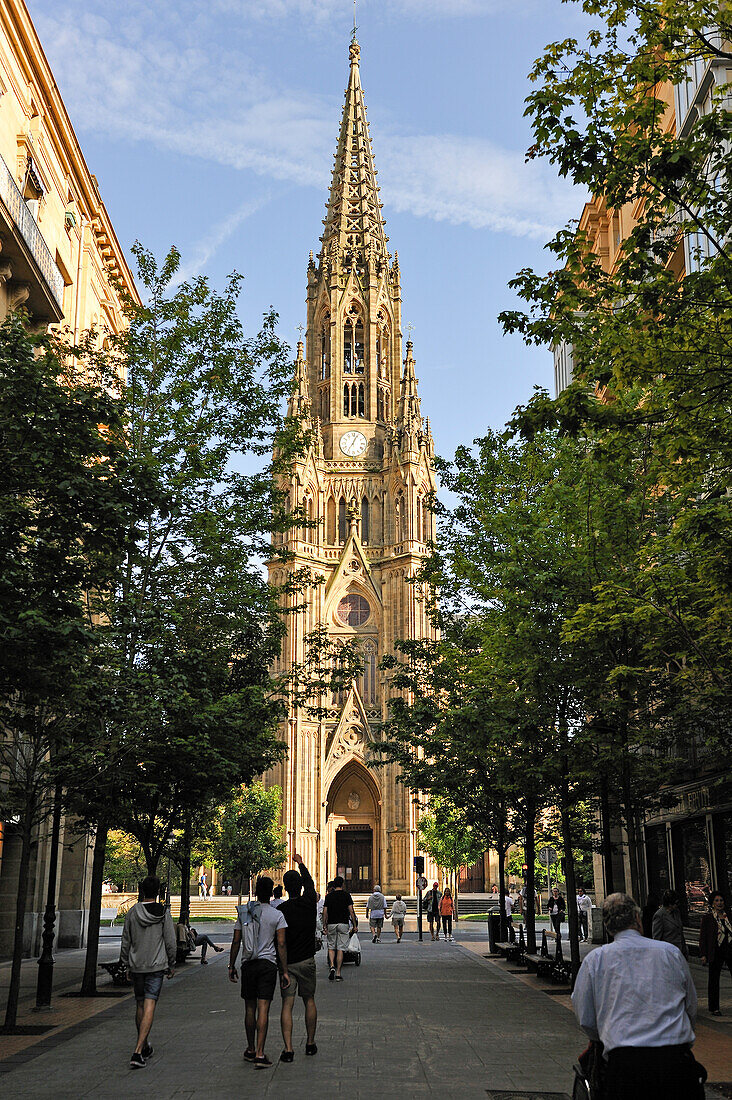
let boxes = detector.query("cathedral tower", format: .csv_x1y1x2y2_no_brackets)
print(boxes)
268,39,436,894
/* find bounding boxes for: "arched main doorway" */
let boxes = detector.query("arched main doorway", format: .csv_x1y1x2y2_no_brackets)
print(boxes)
325,760,381,893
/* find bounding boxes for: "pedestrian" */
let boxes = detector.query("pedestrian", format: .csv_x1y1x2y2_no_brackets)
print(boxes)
699,890,732,1016
199,871,208,899
491,883,498,895
222,879,233,897
278,853,318,1061
504,890,514,935
366,884,387,943
188,924,225,965
321,875,357,982
391,893,407,942
120,875,177,1069
229,875,290,1069
652,890,688,958
572,892,704,1099
439,888,454,941
271,885,284,910
576,885,593,943
424,882,442,941
549,887,565,939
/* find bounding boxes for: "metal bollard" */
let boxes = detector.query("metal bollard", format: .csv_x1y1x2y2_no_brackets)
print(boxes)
540,929,548,957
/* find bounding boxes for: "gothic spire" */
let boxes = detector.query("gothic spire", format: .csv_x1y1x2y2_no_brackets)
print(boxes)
397,339,423,429
288,339,311,419
319,39,389,273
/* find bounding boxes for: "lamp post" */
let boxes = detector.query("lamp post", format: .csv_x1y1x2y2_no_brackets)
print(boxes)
35,784,63,1009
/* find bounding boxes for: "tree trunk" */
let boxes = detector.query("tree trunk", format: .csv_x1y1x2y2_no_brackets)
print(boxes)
178,816,192,926
621,749,642,900
4,820,33,1029
498,842,508,941
524,796,537,954
453,865,460,925
560,767,581,984
599,770,615,897
80,824,108,996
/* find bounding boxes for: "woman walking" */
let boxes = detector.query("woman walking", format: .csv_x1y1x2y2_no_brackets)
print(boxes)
700,891,732,1016
439,888,454,941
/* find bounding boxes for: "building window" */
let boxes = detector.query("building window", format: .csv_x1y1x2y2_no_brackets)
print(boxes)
358,383,365,418
344,384,350,417
327,498,336,544
361,497,369,543
362,640,377,704
338,497,347,544
337,593,371,627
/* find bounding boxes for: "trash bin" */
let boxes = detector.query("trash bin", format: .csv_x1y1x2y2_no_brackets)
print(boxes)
488,912,501,954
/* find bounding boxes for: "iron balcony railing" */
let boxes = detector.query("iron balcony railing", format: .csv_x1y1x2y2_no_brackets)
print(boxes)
0,154,64,309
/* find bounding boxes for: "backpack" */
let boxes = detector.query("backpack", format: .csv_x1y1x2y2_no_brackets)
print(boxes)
236,902,261,963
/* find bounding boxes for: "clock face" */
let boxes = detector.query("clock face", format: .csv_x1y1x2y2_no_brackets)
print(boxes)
340,430,368,457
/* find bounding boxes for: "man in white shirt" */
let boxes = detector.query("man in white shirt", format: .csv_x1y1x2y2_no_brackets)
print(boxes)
229,876,289,1070
576,885,593,942
572,892,704,1099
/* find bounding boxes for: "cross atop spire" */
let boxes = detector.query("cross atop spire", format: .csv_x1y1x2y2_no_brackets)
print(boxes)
320,39,388,272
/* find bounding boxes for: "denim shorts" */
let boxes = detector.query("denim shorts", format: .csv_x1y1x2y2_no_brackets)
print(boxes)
131,970,165,1001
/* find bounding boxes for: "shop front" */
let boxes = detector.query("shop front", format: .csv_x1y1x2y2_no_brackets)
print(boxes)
644,780,732,928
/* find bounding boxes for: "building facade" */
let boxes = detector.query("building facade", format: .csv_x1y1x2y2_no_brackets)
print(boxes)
268,39,438,896
0,0,137,957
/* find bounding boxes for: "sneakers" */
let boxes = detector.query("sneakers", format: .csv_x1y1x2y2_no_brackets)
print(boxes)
372,934,377,943
200,958,208,965
130,1052,146,1069
328,967,336,981
305,1044,318,1056
142,1043,153,1059
280,1050,295,1063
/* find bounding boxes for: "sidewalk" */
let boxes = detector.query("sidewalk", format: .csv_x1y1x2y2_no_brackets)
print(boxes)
1,922,585,1098
459,921,732,1093
1,921,730,1098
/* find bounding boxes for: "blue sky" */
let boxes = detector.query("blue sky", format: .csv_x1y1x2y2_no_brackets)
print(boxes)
29,0,587,461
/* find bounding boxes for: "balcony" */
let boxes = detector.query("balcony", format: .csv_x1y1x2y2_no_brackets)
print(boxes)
0,154,64,324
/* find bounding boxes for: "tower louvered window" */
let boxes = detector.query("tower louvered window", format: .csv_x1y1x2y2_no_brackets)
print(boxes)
338,497,347,544
361,496,369,543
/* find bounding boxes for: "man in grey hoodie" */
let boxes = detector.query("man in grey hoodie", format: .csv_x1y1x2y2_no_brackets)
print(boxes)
120,875,177,1069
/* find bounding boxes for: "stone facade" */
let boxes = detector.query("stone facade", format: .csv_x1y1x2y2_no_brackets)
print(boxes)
267,40,438,894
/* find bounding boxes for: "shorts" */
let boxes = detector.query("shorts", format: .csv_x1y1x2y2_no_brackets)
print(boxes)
241,958,278,1002
370,916,384,929
326,923,351,950
282,957,316,1000
392,918,404,928
131,971,165,1002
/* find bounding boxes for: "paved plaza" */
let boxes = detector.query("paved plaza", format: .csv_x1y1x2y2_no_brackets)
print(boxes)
1,922,730,1099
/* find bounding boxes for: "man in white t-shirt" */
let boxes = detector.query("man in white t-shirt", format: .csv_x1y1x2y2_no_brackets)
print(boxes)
576,886,593,942
229,876,289,1069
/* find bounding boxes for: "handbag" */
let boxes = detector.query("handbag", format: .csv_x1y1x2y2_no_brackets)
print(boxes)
235,902,261,962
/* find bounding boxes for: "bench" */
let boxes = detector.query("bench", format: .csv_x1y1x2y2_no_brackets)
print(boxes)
99,961,130,986
100,907,119,926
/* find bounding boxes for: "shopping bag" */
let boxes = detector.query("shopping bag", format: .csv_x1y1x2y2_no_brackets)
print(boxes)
346,932,361,954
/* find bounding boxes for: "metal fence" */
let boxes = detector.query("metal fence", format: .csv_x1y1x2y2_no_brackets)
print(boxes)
0,154,64,309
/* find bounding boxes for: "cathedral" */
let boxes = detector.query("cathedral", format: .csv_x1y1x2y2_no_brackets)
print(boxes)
268,38,437,895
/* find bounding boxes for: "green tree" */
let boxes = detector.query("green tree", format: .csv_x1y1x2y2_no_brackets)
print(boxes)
67,244,297,994
210,783,288,902
501,0,732,757
103,831,148,892
417,798,485,919
0,318,131,1027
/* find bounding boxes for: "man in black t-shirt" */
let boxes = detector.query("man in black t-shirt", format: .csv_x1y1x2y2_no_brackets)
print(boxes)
322,876,357,982
278,854,318,1060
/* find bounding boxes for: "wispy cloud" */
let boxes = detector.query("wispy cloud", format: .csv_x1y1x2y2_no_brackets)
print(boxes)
174,193,274,283
30,0,576,244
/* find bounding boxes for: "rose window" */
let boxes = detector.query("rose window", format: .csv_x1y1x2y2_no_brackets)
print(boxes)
337,594,370,626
